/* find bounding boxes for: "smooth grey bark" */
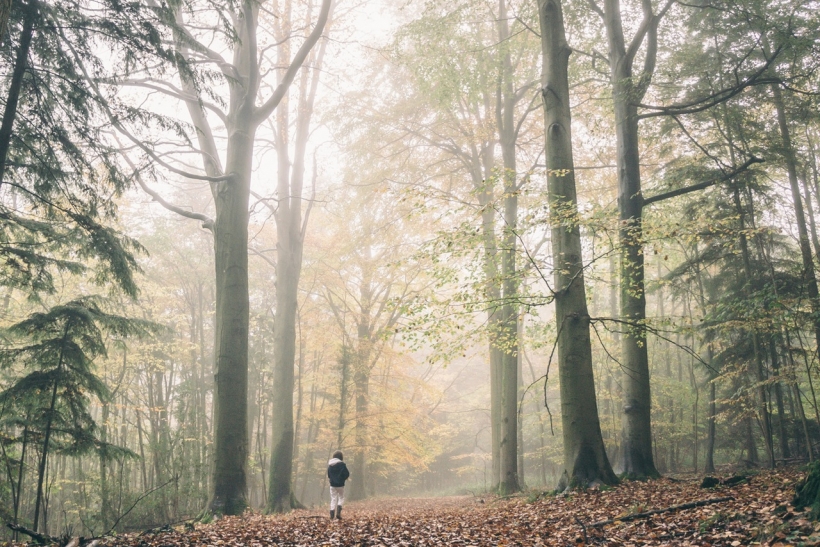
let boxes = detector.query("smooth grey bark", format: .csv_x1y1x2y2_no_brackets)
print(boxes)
517,331,525,487
164,0,332,514
267,0,332,512
481,186,503,490
465,134,501,489
496,0,520,495
292,316,306,488
539,0,618,490
597,0,666,479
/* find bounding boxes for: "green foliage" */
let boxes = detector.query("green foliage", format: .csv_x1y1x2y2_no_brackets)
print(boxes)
0,297,155,459
0,0,180,299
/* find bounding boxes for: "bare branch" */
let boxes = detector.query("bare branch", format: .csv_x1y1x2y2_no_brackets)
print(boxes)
118,144,215,231
642,156,763,206
587,0,605,19
253,0,332,124
637,50,781,119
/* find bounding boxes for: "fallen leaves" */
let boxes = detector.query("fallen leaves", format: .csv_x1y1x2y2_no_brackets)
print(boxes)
89,467,815,546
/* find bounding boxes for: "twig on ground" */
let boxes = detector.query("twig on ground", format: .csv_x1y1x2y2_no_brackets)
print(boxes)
590,496,735,527
107,476,177,536
6,523,59,544
574,515,589,544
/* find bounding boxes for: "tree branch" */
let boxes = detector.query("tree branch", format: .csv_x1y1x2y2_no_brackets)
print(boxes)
60,38,234,184
6,523,57,545
589,496,734,527
104,477,178,536
119,145,215,231
253,0,332,125
114,79,228,125
643,156,763,206
623,0,656,72
637,50,781,119
587,0,605,19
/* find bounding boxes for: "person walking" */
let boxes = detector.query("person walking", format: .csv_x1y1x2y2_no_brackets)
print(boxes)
327,450,350,520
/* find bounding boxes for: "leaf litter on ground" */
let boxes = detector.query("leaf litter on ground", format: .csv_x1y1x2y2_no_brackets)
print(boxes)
91,467,819,546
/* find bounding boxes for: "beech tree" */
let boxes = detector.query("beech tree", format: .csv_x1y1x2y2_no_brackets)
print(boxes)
264,0,336,512
387,0,541,491
538,0,618,489
102,0,332,514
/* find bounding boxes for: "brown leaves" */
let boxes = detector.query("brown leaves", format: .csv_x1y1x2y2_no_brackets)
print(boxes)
90,468,816,546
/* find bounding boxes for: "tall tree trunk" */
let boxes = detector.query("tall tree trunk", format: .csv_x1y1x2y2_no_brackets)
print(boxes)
100,401,110,530
267,0,331,512
291,314,305,496
481,197,503,489
0,0,37,186
474,157,502,489
350,256,374,501
206,0,258,513
539,0,618,490
208,101,252,516
13,424,28,539
34,329,67,532
705,372,716,473
267,207,300,511
772,83,820,359
496,0,520,495
600,0,660,479
517,328,525,488
770,339,790,459
167,0,329,514
730,185,774,467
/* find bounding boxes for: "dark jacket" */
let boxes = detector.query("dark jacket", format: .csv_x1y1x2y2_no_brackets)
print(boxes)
327,458,350,487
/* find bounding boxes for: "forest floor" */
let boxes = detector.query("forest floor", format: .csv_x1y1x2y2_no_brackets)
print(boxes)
98,466,818,546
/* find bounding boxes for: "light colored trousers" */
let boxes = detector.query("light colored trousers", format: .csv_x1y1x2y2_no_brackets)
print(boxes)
329,486,345,510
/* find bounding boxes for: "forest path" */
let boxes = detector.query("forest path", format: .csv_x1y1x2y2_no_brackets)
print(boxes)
104,468,815,546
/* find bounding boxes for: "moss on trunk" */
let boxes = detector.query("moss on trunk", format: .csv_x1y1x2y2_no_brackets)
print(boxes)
795,462,820,519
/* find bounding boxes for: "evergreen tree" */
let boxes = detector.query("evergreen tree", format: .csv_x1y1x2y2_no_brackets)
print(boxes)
0,297,154,532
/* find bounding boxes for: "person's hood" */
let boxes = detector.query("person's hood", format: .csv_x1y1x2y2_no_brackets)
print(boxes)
328,457,343,466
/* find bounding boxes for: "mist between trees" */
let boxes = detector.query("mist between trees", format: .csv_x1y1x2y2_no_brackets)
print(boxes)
0,0,818,538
